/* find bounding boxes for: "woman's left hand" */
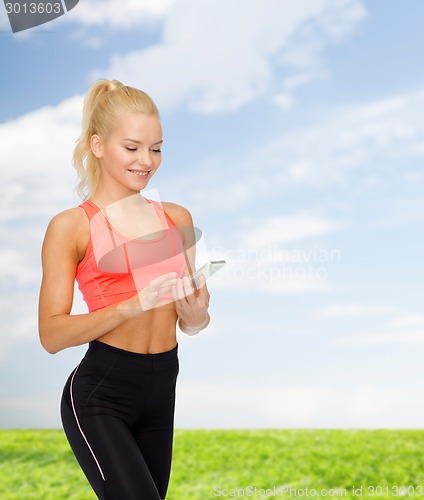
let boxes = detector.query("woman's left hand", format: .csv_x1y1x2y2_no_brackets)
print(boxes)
172,274,210,334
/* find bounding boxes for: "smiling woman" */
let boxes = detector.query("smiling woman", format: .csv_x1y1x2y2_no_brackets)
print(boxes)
73,80,161,200
38,79,211,500
89,112,163,196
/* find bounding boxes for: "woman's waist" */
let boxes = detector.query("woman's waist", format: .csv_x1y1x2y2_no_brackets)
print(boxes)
84,339,179,375
94,306,178,355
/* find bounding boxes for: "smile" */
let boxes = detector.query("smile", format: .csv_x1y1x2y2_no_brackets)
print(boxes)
128,169,150,178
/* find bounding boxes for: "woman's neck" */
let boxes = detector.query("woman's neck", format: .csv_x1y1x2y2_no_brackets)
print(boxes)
91,185,145,209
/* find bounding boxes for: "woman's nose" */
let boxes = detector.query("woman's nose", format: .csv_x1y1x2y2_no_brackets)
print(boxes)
137,148,153,167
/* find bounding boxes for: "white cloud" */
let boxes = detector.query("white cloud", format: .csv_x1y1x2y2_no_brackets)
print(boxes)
0,250,38,285
0,7,9,30
2,379,423,429
0,97,84,358
66,0,177,29
339,330,424,346
0,224,43,343
0,0,176,39
176,381,424,428
390,315,424,329
94,0,366,113
2,0,400,226
0,95,82,220
1,0,422,432
265,274,335,293
317,304,397,318
324,308,424,346
0,392,59,428
0,294,39,362
2,59,422,320
0,181,67,358
180,85,424,221
273,93,293,110
262,91,424,191
238,213,338,247
333,310,424,345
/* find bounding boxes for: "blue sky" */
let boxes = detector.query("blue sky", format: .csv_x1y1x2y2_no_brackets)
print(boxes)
0,0,423,429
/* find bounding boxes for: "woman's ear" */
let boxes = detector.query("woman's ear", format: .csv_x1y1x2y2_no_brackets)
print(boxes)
90,134,104,158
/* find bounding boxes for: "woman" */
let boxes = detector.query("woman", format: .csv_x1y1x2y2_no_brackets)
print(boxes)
38,79,210,500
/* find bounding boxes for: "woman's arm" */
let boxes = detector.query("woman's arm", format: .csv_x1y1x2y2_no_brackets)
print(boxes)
38,209,176,354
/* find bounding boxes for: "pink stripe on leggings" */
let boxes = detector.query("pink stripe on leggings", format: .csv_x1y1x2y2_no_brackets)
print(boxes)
70,364,105,481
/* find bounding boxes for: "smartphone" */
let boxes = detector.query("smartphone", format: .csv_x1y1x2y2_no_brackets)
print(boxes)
190,260,226,289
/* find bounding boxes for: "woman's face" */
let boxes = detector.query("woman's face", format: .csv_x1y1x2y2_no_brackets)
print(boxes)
92,111,163,195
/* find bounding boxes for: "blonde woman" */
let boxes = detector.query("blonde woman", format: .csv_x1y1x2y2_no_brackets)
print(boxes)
38,79,210,499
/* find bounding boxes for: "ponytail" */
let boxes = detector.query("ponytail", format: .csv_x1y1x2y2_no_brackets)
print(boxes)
73,79,160,200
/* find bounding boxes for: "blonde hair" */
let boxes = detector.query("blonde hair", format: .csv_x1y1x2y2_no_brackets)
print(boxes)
73,79,160,200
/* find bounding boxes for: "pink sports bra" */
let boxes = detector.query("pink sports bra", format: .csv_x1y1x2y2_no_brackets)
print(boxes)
75,199,186,312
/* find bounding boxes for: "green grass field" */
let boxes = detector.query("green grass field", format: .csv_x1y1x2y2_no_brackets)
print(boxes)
0,429,423,499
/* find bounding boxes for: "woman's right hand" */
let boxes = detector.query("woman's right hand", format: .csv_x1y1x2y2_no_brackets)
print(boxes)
116,272,178,318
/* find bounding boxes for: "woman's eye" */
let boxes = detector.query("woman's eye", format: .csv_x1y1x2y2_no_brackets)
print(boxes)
126,147,137,151
151,149,162,153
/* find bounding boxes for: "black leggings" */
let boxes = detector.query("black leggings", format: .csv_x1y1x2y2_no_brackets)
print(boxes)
60,340,179,500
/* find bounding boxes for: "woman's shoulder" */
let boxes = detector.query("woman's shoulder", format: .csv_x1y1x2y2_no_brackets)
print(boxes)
43,206,90,261
161,201,193,225
44,206,89,245
47,206,87,230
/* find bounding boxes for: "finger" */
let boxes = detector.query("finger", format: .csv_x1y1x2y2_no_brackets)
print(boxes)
196,274,209,296
175,278,186,302
182,276,196,301
197,274,207,289
156,282,176,298
171,279,184,302
172,284,178,302
149,272,178,289
151,279,179,299
142,273,178,307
